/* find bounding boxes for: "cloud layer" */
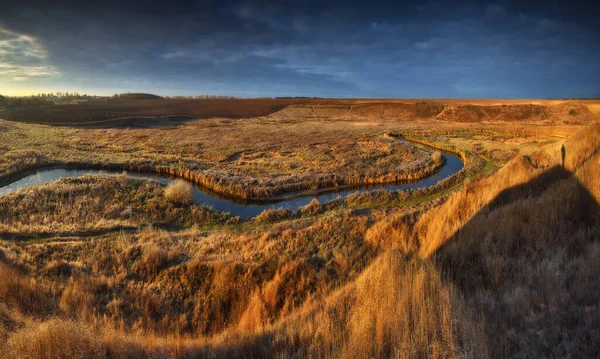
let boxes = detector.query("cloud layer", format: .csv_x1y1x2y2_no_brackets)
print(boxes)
0,0,598,97
0,28,59,82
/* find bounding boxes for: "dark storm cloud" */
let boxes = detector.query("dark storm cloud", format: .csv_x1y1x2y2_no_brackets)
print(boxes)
0,0,599,97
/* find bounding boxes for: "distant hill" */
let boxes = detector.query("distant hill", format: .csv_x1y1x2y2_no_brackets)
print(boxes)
112,93,163,100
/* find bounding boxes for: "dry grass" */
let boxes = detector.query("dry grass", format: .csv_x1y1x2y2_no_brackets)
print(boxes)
0,250,486,359
0,175,232,235
0,261,58,316
0,100,591,200
365,213,416,252
0,211,376,340
0,101,599,358
415,154,540,258
391,122,600,357
415,122,600,258
429,163,600,357
255,252,487,359
336,253,486,358
6,319,104,359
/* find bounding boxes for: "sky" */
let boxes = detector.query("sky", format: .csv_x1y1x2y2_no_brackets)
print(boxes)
0,0,599,98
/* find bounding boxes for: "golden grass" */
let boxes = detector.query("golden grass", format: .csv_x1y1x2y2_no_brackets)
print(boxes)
0,102,599,358
434,165,600,357
415,154,540,258
317,252,486,358
0,211,377,339
415,122,600,258
0,251,487,359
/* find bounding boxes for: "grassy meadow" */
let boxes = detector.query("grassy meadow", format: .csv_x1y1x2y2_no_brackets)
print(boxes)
0,99,598,358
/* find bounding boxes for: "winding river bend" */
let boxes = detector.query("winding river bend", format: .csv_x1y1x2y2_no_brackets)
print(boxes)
0,141,464,217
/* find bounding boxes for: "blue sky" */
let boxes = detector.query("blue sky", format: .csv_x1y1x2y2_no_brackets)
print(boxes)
0,0,599,98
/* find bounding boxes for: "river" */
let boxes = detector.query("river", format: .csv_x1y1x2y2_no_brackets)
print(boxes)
0,140,464,217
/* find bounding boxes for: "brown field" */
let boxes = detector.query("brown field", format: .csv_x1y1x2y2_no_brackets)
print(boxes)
1,97,598,126
0,98,312,125
0,99,599,358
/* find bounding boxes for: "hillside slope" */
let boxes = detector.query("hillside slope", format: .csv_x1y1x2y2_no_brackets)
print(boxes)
271,101,597,125
413,123,600,357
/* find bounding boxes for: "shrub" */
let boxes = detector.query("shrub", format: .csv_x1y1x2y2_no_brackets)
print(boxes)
256,207,293,223
431,151,443,165
299,198,321,215
569,108,578,116
164,180,193,205
138,245,169,277
42,260,72,278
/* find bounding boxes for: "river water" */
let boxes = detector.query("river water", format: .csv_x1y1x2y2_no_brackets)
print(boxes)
0,143,464,217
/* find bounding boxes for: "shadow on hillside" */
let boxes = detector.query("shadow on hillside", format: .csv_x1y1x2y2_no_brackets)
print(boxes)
433,165,600,357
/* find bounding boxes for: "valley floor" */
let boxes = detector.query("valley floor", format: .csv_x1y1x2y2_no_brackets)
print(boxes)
0,100,599,358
